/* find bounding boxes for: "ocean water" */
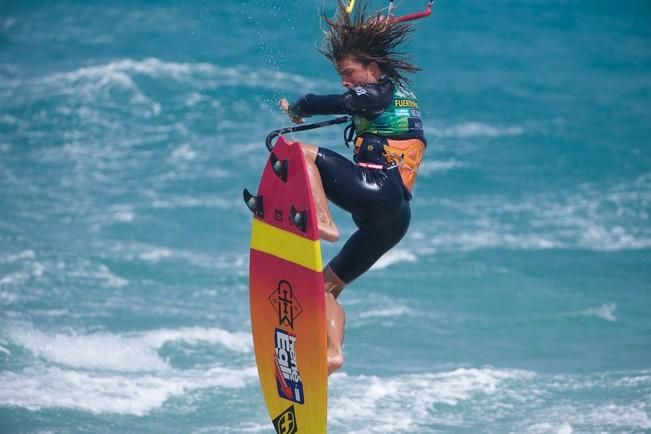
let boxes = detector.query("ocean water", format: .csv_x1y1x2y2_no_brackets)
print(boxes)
1,1,650,433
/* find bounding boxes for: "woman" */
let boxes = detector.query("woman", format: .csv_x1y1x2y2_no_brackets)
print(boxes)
279,2,426,375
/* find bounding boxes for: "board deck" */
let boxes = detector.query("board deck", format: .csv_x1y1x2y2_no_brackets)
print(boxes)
248,137,327,434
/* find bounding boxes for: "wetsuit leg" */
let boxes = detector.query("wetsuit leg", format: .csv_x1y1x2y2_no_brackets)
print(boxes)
329,202,410,283
314,147,411,284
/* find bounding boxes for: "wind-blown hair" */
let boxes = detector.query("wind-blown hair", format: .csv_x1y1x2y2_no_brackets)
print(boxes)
320,0,420,85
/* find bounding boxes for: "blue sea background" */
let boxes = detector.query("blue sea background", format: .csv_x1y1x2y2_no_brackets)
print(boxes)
1,1,650,433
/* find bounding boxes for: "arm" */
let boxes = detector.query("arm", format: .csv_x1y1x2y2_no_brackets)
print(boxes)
288,94,347,118
283,78,394,121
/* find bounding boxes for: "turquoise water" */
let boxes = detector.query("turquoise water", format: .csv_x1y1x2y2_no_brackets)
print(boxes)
1,1,650,433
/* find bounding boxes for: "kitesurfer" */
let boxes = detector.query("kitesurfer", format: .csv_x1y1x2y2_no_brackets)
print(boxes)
279,1,426,375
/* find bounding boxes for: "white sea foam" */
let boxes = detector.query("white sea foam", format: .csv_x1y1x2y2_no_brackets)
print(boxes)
328,368,651,432
0,113,27,127
170,143,197,161
357,305,413,320
8,325,252,372
9,327,168,372
511,369,651,433
185,91,204,107
370,249,417,271
10,257,130,291
138,247,173,263
429,122,524,139
524,422,574,434
558,423,574,434
415,174,651,252
0,291,17,305
138,327,253,354
614,372,651,387
1,323,257,416
578,403,651,430
0,249,35,263
534,176,651,251
111,205,135,223
427,230,560,252
113,210,135,222
149,194,233,210
3,57,330,138
328,367,535,432
92,264,128,288
38,60,158,118
41,58,326,97
102,241,249,277
520,402,651,433
228,141,263,156
0,363,257,416
581,303,617,322
418,159,465,176
0,250,45,287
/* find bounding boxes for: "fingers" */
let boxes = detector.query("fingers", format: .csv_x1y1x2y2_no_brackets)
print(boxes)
278,98,304,124
278,98,290,111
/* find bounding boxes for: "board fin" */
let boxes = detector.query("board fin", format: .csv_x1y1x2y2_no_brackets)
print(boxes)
269,152,288,182
290,205,307,233
243,188,264,217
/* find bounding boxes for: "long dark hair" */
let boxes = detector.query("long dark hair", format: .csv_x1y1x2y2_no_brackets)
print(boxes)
320,0,420,85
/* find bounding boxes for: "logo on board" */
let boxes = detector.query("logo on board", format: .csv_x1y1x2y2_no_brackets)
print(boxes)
274,328,304,404
273,405,298,434
268,280,303,330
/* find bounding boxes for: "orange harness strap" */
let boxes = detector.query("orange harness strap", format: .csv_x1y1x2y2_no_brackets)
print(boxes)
354,136,426,192
383,138,426,191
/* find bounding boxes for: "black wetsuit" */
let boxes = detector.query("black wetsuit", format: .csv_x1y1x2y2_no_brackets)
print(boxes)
289,77,425,284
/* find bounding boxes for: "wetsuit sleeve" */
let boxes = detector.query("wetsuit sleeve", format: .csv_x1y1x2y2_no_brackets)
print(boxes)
288,94,346,117
288,79,394,120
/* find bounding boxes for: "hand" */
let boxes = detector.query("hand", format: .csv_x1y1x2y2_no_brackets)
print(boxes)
279,98,304,124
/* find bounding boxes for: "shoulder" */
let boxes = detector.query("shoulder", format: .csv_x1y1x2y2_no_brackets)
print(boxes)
350,77,394,98
343,77,394,113
393,82,417,99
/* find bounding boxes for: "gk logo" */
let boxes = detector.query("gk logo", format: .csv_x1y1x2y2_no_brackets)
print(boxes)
269,280,303,329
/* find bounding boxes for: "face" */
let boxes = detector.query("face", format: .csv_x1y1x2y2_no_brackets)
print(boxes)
336,56,382,89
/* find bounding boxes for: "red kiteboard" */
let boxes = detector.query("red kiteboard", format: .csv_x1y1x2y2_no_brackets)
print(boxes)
245,136,327,433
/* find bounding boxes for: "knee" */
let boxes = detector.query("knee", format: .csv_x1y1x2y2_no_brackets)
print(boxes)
323,266,346,298
300,143,319,162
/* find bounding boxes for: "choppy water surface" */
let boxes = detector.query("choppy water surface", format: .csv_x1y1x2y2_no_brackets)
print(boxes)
1,1,650,433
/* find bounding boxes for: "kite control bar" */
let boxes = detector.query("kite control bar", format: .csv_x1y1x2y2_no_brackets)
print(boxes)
265,116,351,151
388,0,434,23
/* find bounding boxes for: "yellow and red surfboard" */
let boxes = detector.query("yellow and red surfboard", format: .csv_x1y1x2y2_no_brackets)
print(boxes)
246,137,327,434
